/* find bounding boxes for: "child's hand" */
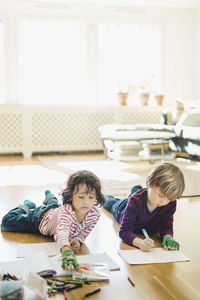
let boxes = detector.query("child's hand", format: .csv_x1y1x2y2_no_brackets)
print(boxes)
61,249,79,272
132,237,154,252
70,239,81,254
139,238,154,252
162,234,179,250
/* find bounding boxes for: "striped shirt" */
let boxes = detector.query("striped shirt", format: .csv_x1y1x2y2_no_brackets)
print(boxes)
119,188,176,246
39,204,100,250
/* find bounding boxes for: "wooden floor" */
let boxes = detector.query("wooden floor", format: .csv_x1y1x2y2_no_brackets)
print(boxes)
0,154,200,300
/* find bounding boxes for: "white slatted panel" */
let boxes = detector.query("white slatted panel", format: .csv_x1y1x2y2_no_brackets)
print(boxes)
31,110,116,152
0,111,23,153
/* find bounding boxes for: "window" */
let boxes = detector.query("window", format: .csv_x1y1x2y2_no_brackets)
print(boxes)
18,20,87,105
98,24,161,105
18,20,161,106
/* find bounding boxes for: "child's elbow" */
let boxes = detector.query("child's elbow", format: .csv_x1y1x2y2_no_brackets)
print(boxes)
119,228,125,240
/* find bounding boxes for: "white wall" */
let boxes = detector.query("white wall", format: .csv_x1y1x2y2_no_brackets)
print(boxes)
161,9,195,100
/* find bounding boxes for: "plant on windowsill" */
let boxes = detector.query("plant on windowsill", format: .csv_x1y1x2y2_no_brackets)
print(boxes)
117,91,129,106
117,82,135,106
154,89,164,106
154,94,164,106
138,85,150,106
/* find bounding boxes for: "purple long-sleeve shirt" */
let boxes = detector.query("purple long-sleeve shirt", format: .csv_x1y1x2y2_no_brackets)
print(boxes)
119,188,176,246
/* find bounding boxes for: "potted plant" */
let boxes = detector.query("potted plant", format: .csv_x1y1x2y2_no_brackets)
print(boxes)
117,91,129,106
138,82,150,106
117,82,135,106
152,86,164,105
154,94,164,105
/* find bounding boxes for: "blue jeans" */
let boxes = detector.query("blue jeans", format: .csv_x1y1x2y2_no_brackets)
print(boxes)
1,198,60,233
104,185,142,223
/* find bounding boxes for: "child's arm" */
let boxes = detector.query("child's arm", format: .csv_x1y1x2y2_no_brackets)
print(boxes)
119,198,138,245
159,201,179,250
70,239,82,253
60,209,100,269
55,206,100,269
159,201,176,238
60,210,100,269
54,206,80,270
119,196,154,251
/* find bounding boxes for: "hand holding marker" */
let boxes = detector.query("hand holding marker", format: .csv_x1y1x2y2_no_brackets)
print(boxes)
142,228,154,251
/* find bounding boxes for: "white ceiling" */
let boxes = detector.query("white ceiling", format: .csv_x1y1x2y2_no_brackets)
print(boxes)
7,0,200,9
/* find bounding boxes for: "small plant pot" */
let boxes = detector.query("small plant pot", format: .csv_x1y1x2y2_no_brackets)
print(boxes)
155,94,164,106
117,92,128,106
139,93,149,106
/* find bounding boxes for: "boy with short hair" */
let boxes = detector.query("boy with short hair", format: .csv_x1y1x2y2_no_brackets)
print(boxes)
104,162,185,252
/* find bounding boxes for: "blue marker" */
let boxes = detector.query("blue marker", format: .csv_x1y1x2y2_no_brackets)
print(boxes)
142,228,150,241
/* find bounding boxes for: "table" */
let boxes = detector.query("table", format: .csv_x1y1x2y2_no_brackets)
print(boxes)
99,126,176,161
139,138,175,162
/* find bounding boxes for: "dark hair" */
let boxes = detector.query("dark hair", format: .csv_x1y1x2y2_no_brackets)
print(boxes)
61,170,105,207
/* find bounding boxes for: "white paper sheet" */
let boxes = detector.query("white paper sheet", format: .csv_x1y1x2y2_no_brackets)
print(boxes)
118,248,190,264
17,242,60,257
17,242,120,271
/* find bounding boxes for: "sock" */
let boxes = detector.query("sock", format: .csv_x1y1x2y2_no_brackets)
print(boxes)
43,190,57,205
23,199,36,209
45,190,52,197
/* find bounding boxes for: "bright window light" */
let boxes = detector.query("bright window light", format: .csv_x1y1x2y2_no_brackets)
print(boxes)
18,20,87,105
98,24,161,105
0,22,5,104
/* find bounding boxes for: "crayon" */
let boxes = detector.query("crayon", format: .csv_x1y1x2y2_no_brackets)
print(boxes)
64,288,68,300
128,276,135,287
83,288,101,298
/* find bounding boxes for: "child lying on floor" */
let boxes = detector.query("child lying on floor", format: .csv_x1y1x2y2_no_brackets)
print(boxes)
104,162,185,252
1,170,105,271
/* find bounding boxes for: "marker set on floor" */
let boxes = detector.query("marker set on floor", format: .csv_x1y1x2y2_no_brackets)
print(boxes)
47,278,101,298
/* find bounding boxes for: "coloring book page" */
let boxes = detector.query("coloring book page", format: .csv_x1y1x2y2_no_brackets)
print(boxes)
118,248,190,264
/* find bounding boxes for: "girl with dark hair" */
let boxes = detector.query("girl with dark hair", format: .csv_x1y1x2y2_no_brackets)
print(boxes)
1,170,105,271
